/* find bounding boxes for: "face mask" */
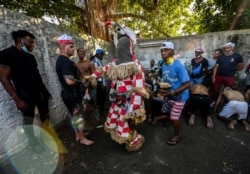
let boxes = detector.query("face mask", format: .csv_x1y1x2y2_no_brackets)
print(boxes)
195,54,201,58
165,57,174,65
21,40,29,53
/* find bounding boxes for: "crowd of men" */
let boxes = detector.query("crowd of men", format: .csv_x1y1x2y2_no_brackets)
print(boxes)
0,30,249,157
145,41,250,140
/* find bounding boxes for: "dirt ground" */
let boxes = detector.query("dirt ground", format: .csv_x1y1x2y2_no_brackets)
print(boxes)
1,107,250,174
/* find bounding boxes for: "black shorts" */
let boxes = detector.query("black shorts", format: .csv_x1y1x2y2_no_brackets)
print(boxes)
186,94,211,117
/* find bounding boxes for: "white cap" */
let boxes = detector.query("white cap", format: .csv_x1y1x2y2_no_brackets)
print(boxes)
224,42,235,48
57,34,73,44
161,42,174,49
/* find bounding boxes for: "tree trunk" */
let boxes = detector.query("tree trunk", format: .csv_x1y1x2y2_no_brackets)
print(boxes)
229,0,250,30
84,0,115,41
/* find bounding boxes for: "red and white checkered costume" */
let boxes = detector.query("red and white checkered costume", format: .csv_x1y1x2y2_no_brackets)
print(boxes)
92,57,146,151
93,19,146,151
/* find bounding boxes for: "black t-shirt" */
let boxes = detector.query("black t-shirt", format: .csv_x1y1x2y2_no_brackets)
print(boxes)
216,52,243,77
56,55,82,96
0,46,47,97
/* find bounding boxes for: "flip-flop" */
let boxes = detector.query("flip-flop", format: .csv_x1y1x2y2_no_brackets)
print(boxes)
80,138,95,146
167,136,182,146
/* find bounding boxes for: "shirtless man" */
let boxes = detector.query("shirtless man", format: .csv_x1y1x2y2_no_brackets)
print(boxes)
76,48,101,128
215,86,250,131
76,48,95,101
186,84,213,129
76,48,95,77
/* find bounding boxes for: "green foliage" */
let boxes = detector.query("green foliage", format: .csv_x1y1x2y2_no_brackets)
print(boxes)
0,0,83,32
1,0,249,39
192,0,250,33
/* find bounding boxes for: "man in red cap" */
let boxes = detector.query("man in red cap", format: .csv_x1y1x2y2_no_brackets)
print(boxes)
55,34,94,145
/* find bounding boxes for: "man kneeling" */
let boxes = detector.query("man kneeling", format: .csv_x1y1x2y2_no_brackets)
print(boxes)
215,86,250,132
186,84,213,129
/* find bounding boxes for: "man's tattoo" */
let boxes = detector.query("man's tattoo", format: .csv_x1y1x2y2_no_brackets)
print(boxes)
63,75,82,84
64,75,75,80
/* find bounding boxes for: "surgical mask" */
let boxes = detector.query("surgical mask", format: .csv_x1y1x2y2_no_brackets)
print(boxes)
21,40,29,53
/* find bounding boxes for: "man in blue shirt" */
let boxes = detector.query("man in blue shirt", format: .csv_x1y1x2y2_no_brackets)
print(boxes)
91,49,107,114
158,42,190,145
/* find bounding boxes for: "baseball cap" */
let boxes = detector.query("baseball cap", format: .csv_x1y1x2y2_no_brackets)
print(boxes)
96,49,104,54
224,42,235,48
195,48,204,53
57,34,73,44
160,42,174,49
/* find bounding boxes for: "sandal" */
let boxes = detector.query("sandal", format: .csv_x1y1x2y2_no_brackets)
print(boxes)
167,136,182,146
80,138,95,146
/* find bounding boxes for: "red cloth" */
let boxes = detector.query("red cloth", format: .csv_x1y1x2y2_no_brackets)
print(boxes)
57,40,73,44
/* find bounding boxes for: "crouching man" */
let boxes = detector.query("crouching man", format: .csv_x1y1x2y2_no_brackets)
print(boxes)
186,84,214,129
215,86,250,131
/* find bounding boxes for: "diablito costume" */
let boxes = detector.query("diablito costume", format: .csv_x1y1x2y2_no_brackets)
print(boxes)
92,19,149,151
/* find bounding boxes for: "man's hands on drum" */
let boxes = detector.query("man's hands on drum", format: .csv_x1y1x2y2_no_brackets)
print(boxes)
157,89,173,97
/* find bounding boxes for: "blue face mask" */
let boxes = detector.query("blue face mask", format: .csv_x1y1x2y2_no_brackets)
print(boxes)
21,40,29,53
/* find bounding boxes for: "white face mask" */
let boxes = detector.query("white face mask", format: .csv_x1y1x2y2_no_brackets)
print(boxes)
21,40,29,53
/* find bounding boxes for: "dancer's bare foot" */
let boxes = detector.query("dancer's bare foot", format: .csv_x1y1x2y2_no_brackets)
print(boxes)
75,132,80,141
80,138,94,145
206,117,214,129
242,120,250,132
228,120,237,130
188,114,195,126
76,135,80,141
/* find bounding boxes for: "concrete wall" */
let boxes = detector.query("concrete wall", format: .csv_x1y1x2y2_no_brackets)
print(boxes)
136,30,250,79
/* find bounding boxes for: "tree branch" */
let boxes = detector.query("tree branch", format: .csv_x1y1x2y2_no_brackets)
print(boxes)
107,13,171,37
229,0,250,30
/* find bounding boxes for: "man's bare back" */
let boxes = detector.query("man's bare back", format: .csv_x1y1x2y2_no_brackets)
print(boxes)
223,87,245,101
190,84,209,95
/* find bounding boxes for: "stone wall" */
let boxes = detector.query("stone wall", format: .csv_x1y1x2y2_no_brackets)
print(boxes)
0,8,115,160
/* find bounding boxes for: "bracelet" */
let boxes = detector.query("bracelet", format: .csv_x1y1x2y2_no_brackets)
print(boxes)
11,94,17,99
